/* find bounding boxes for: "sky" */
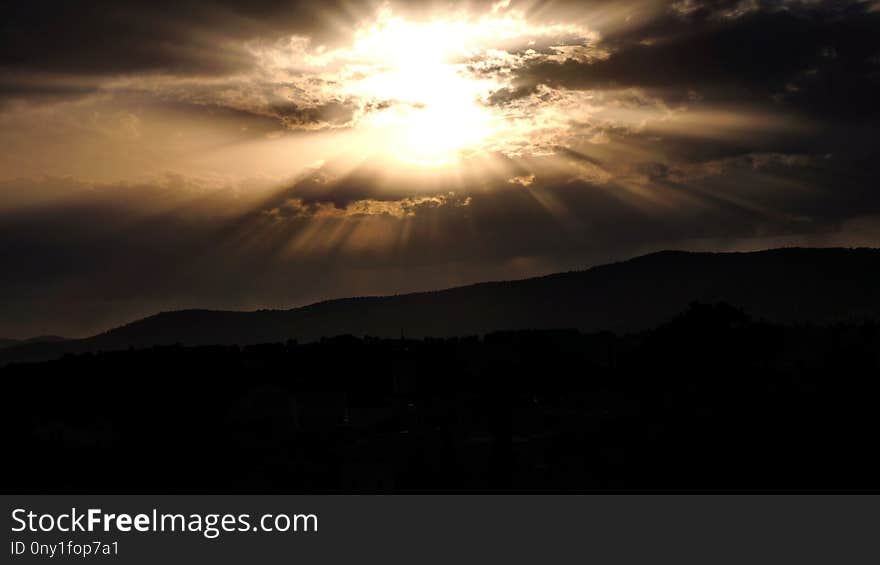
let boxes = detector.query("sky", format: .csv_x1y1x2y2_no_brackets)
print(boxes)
2,0,880,338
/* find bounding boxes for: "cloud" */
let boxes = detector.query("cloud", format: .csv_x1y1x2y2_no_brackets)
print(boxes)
1,2,607,151
504,0,880,120
508,174,535,186
264,193,471,220
1,1,359,77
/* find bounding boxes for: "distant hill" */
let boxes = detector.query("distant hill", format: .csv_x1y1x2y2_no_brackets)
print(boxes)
0,335,66,349
3,247,880,364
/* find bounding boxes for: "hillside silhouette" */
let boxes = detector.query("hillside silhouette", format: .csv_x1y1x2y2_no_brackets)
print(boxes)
0,335,65,349
3,247,880,364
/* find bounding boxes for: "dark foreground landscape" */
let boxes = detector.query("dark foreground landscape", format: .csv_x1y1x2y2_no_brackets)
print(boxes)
4,300,879,492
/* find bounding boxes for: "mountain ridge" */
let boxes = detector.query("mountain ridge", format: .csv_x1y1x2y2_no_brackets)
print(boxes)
4,247,880,364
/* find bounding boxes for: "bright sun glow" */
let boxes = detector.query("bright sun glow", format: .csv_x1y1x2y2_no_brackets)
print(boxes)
243,6,599,171
346,14,500,165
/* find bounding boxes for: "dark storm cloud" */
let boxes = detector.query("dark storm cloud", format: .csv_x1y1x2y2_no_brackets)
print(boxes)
473,0,880,230
0,0,356,76
510,0,880,118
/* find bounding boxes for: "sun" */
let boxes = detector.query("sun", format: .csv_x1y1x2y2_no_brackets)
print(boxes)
346,14,500,166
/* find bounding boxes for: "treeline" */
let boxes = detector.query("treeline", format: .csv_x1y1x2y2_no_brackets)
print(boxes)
2,303,879,492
